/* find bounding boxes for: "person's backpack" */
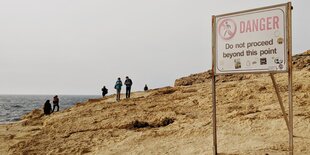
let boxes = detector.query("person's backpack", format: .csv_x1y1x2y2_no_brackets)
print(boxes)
125,79,132,86
115,81,122,90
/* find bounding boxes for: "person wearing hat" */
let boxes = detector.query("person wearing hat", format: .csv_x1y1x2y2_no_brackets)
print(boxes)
52,95,60,112
124,76,133,98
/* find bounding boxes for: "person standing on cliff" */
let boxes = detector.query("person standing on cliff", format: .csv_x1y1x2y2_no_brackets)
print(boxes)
124,76,133,98
144,84,148,91
101,86,108,97
43,100,52,115
114,78,122,101
52,95,59,112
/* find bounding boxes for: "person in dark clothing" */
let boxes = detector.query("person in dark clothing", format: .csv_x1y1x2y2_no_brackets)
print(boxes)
114,78,122,101
124,76,133,98
101,86,108,97
43,100,52,115
144,84,148,91
52,95,59,112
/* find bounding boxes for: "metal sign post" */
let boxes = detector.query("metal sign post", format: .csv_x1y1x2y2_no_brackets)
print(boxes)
211,2,293,154
211,15,217,155
270,73,289,130
287,2,293,154
211,69,217,155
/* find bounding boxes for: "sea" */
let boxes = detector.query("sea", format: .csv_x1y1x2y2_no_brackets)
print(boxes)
0,95,100,124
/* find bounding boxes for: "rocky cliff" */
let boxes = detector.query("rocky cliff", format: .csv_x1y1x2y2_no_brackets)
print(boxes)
0,51,309,155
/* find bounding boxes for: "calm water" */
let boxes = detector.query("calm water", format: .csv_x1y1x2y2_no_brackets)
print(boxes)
0,95,100,124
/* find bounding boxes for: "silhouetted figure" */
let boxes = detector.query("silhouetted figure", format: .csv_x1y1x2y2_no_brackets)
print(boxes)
144,84,148,91
124,76,133,98
43,100,52,115
114,77,122,101
52,95,59,112
101,86,108,97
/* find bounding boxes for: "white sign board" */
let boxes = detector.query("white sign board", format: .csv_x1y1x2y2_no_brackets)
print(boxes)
214,4,288,74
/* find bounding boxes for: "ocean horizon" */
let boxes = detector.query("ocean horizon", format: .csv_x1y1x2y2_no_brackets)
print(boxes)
0,94,101,124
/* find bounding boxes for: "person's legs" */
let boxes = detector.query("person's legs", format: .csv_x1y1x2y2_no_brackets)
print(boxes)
128,87,131,98
125,87,129,98
52,104,55,112
56,104,59,111
117,89,121,101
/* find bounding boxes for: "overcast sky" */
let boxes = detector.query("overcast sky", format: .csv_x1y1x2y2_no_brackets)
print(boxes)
0,0,308,95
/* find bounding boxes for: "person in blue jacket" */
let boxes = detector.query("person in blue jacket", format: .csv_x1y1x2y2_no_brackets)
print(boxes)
114,77,122,101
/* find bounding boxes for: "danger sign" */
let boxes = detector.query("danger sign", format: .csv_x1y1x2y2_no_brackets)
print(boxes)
213,4,288,74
